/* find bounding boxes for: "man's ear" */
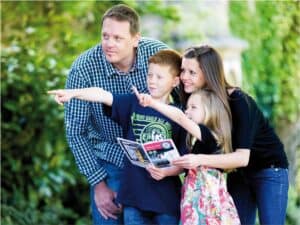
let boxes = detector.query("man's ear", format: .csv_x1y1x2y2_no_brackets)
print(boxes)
173,77,180,87
133,33,141,48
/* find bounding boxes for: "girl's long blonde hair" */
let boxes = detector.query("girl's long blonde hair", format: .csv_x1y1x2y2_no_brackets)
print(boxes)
187,89,233,154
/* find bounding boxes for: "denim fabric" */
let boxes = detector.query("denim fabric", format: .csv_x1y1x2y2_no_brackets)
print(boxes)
124,206,179,225
227,168,289,225
90,159,124,225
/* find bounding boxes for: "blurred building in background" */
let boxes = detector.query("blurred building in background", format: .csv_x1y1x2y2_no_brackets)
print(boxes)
142,0,248,87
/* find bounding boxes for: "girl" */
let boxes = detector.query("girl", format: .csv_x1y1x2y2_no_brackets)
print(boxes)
135,88,241,225
177,45,289,225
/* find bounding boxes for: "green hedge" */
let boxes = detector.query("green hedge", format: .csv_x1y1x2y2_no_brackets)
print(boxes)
229,1,300,124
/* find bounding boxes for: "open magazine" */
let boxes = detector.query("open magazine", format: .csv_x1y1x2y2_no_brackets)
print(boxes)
117,138,180,168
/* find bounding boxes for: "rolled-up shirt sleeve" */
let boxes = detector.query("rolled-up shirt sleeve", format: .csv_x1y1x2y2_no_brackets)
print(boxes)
64,67,107,185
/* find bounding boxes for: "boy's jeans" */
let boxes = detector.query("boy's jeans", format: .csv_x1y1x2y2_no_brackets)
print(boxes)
90,159,123,225
124,206,179,225
227,167,289,225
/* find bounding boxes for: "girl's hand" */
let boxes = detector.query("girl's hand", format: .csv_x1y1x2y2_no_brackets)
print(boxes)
47,89,75,105
146,165,167,181
132,86,153,107
172,154,201,169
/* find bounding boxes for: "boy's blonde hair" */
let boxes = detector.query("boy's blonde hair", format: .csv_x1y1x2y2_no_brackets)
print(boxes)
187,89,233,154
148,49,182,77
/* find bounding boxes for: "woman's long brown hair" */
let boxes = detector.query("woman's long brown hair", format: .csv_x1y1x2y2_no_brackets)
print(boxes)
180,45,232,125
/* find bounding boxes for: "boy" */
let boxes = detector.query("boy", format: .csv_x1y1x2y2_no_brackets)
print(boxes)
48,49,187,225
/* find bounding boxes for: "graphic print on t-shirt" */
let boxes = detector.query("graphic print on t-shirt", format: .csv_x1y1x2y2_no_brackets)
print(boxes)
131,112,172,143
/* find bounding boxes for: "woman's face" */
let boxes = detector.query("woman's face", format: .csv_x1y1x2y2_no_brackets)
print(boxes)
180,57,206,93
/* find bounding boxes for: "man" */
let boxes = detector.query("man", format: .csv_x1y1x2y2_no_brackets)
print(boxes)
64,4,168,225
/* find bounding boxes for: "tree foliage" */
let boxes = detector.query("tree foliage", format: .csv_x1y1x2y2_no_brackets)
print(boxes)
229,1,300,124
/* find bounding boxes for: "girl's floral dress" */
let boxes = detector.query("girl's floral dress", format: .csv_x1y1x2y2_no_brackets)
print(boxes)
180,166,241,225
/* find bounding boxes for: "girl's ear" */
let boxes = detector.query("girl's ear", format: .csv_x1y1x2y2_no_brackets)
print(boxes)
173,77,180,87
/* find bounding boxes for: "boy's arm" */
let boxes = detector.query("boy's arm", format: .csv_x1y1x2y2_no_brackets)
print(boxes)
133,87,201,141
48,87,113,106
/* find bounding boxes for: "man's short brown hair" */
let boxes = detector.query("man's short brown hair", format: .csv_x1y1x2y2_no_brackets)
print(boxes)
148,49,182,77
101,4,140,35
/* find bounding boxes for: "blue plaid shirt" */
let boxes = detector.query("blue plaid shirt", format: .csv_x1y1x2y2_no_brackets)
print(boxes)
65,37,168,185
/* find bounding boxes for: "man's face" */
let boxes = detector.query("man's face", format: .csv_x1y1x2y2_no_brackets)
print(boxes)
101,18,140,66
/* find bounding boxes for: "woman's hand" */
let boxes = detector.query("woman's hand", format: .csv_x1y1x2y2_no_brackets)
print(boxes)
172,154,201,169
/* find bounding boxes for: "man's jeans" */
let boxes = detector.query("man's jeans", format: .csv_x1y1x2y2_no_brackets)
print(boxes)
90,159,123,225
124,206,179,225
227,167,289,225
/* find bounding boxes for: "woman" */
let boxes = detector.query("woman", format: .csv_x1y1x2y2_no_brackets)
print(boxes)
173,45,289,225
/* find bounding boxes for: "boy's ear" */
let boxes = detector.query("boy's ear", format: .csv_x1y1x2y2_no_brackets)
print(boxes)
173,76,180,87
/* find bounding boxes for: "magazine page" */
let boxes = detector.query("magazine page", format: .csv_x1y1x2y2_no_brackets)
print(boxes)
117,138,151,168
143,139,180,168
